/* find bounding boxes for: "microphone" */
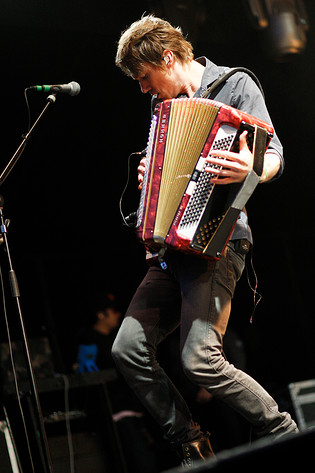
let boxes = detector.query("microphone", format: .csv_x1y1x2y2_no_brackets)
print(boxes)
30,81,81,96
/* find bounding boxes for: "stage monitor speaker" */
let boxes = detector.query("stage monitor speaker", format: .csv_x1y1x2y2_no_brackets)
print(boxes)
289,379,315,431
162,428,315,472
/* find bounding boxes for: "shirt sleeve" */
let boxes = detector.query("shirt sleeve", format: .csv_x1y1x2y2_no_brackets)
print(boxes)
229,72,284,180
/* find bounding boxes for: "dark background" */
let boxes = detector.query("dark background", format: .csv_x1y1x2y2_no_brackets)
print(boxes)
0,0,314,393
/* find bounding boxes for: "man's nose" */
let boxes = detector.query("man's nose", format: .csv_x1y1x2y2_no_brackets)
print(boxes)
139,80,149,94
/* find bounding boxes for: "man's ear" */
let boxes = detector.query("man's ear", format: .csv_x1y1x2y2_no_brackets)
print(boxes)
162,49,174,66
96,310,107,320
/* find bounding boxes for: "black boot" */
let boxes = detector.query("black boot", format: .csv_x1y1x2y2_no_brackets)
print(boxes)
180,433,215,468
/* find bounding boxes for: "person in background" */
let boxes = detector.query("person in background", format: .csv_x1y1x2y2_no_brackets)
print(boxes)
76,293,121,372
76,292,160,472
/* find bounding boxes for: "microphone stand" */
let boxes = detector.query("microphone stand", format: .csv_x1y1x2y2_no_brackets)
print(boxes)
0,94,57,473
0,94,56,187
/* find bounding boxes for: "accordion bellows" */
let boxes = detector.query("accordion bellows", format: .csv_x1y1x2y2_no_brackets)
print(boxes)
136,98,273,259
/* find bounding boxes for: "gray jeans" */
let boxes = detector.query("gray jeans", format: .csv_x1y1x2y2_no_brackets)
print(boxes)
112,245,297,448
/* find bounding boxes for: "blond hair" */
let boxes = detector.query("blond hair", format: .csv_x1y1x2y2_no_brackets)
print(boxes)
115,14,194,77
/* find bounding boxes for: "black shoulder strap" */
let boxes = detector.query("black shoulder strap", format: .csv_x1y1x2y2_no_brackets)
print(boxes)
201,67,265,100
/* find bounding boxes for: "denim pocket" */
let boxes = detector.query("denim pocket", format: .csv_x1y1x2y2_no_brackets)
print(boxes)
214,247,245,297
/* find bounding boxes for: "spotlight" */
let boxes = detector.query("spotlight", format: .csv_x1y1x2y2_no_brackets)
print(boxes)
244,0,309,61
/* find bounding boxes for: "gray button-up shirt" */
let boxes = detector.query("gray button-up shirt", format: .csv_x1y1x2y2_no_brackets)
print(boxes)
151,57,284,244
194,57,284,175
194,57,284,243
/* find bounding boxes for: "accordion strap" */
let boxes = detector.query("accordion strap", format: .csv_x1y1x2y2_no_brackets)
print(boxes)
201,67,265,100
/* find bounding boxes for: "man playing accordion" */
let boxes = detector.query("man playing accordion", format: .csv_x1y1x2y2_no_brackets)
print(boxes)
112,14,298,468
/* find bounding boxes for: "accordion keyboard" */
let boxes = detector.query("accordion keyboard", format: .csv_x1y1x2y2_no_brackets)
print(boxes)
178,124,237,240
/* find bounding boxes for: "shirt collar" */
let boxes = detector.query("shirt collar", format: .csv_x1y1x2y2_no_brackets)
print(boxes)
194,56,222,97
152,57,221,109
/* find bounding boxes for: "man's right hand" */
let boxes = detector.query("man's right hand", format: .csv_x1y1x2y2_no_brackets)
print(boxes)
137,157,146,189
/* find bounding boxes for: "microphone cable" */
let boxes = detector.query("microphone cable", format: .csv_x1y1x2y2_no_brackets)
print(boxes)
24,87,32,134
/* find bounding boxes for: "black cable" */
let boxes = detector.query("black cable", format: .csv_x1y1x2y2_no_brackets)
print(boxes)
23,88,32,133
119,151,144,227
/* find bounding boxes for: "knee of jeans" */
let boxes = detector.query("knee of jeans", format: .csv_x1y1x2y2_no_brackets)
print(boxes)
181,342,224,386
111,333,134,372
111,328,151,377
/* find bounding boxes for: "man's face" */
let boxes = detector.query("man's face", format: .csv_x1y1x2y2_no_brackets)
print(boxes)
134,63,180,100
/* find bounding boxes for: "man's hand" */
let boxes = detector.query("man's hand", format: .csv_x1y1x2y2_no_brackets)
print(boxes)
137,157,146,189
205,131,253,184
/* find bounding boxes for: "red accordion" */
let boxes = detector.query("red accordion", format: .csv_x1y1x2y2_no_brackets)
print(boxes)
136,98,273,259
